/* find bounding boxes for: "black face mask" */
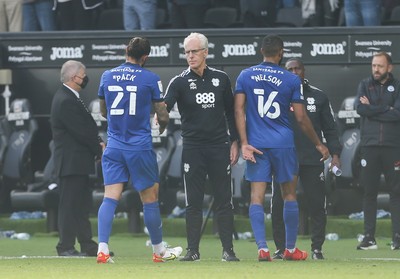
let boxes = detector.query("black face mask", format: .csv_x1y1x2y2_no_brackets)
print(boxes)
80,75,89,89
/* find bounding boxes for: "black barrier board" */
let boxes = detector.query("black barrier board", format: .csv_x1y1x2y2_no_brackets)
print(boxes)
1,29,399,68
350,34,399,63
281,35,349,64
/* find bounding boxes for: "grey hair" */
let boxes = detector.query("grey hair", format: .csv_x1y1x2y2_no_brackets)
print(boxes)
183,32,208,49
60,60,85,83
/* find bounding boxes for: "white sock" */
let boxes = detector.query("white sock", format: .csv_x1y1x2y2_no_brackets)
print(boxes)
153,242,166,256
287,248,295,253
98,242,109,255
259,248,269,252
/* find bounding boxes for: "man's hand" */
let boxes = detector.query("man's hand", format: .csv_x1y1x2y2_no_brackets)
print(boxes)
100,141,106,152
330,154,341,169
316,144,330,162
230,141,239,166
241,144,263,163
360,96,370,105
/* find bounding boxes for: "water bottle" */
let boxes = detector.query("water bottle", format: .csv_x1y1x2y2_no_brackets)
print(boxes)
237,231,253,240
10,232,31,240
325,233,339,241
329,163,342,176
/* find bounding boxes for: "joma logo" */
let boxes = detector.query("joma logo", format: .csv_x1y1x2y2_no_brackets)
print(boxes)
150,44,169,57
310,43,345,57
222,44,256,58
50,47,83,60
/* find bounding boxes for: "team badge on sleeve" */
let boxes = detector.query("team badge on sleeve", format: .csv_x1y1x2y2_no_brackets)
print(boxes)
158,80,163,93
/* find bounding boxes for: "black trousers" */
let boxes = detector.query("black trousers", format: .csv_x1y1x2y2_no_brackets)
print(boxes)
271,164,327,251
360,146,400,239
56,175,97,255
182,145,234,251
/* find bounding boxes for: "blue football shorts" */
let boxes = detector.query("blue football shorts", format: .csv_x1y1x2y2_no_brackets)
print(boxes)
245,147,299,183
101,147,159,192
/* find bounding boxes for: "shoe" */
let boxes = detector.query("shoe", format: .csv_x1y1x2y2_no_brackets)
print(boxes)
153,246,183,262
283,248,308,260
258,248,271,262
272,249,284,260
357,236,378,250
222,248,240,262
58,249,86,257
311,249,324,260
97,252,114,264
391,233,400,250
179,249,200,261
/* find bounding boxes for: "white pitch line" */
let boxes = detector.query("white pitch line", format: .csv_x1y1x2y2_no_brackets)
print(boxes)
357,257,400,261
0,255,87,260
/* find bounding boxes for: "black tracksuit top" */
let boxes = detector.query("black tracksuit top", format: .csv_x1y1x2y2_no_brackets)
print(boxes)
354,73,400,147
291,79,341,165
164,66,238,148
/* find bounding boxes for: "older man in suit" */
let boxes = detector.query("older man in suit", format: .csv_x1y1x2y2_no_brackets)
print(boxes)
51,60,105,256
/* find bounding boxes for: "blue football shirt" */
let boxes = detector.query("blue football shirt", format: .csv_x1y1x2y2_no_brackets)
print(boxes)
235,62,304,148
98,62,163,151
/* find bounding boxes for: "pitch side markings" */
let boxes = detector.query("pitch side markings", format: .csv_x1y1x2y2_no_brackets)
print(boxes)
0,256,86,259
358,257,400,261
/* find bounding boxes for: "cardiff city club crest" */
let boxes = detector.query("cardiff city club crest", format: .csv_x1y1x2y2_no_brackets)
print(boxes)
212,78,220,87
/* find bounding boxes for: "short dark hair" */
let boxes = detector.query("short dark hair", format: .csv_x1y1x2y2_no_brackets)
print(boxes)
261,35,283,57
285,58,304,68
126,37,151,60
373,51,392,65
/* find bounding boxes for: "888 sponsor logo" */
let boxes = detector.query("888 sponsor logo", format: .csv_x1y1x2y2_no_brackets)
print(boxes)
196,92,215,109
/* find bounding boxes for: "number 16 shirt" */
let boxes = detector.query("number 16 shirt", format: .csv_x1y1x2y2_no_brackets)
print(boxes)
234,62,304,149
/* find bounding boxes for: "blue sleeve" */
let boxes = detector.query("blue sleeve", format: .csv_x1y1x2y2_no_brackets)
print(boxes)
151,73,163,102
98,72,106,98
290,75,304,103
234,71,246,95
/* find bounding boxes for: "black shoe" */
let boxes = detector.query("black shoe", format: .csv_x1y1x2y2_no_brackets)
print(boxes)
179,249,200,261
391,233,400,250
222,248,240,262
58,249,86,257
357,236,378,250
272,249,284,260
311,249,324,260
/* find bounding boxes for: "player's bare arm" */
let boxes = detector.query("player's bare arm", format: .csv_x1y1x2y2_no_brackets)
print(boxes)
153,101,169,135
234,93,263,163
99,99,107,118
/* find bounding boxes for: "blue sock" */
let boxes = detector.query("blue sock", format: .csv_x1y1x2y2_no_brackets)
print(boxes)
283,200,299,249
143,202,163,245
249,204,267,250
98,197,118,243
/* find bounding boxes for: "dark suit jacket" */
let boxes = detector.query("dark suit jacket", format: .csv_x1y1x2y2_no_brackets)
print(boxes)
50,85,101,177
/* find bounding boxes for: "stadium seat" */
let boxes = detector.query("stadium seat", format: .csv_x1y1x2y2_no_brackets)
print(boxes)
203,7,241,28
10,140,59,232
1,99,38,213
274,7,304,27
96,8,124,30
240,0,277,27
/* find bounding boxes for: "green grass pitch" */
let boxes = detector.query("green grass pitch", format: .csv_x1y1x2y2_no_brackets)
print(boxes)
0,234,399,279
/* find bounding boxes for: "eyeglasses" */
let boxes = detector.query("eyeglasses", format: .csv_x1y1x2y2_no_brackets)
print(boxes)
184,48,206,56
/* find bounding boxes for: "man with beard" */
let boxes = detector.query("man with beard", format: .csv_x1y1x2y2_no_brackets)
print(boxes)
354,51,400,250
